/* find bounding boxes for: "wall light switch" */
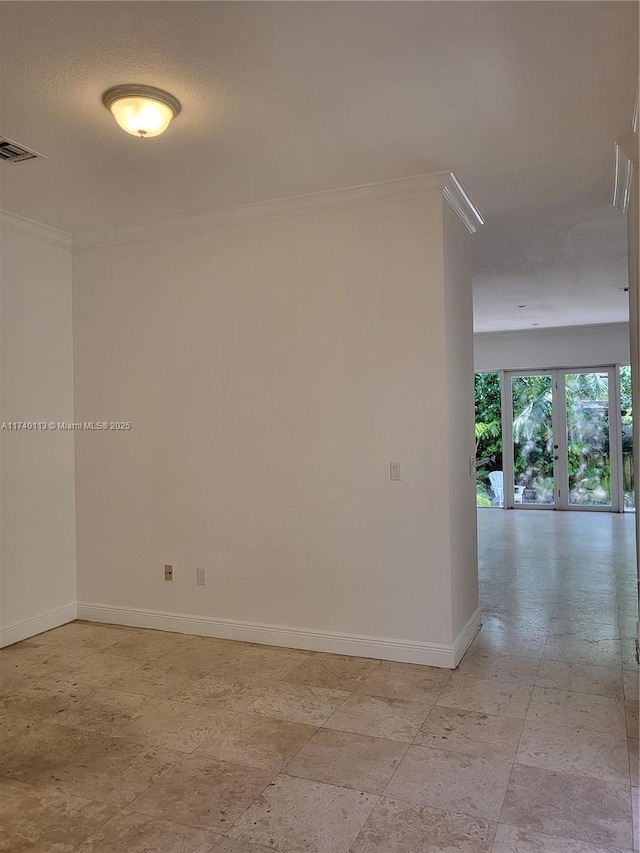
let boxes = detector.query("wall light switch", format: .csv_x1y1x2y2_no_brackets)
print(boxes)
164,564,173,581
390,462,402,481
469,456,476,475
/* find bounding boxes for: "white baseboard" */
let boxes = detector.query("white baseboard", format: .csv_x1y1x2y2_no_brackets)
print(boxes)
0,602,77,648
77,602,461,668
452,607,482,666
1,600,482,667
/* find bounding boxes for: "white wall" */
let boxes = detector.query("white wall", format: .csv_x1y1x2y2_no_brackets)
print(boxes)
627,166,639,638
0,216,76,645
73,186,478,663
442,200,478,640
474,322,630,373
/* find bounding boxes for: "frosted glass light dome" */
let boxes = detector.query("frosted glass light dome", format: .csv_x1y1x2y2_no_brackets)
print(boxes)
102,85,181,138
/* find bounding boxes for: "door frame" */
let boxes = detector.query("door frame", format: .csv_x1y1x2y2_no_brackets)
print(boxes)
501,366,623,512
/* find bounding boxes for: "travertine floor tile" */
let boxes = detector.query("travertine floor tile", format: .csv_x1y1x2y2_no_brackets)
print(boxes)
351,797,496,852
500,764,633,848
436,676,532,719
58,743,182,808
516,720,630,784
106,662,201,697
623,669,639,700
535,660,624,699
0,667,31,696
491,824,630,853
183,636,249,658
0,712,182,807
470,630,547,660
622,638,639,670
553,593,620,610
282,652,380,690
151,639,248,677
454,652,539,687
383,745,512,820
0,645,82,680
171,675,268,713
0,677,93,721
206,646,311,684
228,774,377,853
620,616,640,639
415,706,523,760
324,693,433,742
489,607,555,627
50,651,145,688
480,615,553,635
49,687,162,735
629,739,639,787
542,637,622,667
551,602,620,622
129,755,273,833
286,728,406,793
245,644,312,668
547,619,622,640
196,712,316,769
527,687,627,735
132,699,235,752
246,682,351,726
105,630,193,660
356,660,451,701
213,839,276,853
73,809,220,852
26,621,136,652
0,778,117,853
626,700,639,738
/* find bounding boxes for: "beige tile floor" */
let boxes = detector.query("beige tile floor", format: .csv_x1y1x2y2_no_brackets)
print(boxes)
0,510,638,852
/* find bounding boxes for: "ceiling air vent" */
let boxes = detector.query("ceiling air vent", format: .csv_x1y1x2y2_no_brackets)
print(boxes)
0,136,45,163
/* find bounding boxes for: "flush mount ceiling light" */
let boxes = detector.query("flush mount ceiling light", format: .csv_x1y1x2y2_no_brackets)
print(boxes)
102,84,181,138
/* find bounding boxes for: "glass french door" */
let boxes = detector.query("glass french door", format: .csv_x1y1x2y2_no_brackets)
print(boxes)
503,367,622,511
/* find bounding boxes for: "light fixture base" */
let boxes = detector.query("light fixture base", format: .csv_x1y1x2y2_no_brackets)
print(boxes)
102,84,181,118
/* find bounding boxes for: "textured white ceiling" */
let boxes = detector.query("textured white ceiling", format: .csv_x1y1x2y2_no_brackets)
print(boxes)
470,148,631,332
0,1,637,331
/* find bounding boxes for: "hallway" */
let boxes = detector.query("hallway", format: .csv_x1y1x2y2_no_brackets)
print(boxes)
475,508,638,850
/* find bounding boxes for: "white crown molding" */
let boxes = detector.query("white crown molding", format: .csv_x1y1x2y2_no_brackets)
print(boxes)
0,209,72,250
0,602,76,648
77,601,460,668
613,142,635,214
474,321,630,341
442,173,485,234
73,171,484,251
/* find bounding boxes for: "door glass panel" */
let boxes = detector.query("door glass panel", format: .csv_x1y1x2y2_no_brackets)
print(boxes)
475,372,503,507
620,365,635,512
565,372,611,507
512,375,555,505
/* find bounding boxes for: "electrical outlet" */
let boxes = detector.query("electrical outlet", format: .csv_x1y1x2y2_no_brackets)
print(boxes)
196,568,207,586
164,564,173,581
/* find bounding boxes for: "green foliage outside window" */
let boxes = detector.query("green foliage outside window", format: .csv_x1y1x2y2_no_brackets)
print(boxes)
620,365,634,509
474,372,502,505
474,367,634,509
